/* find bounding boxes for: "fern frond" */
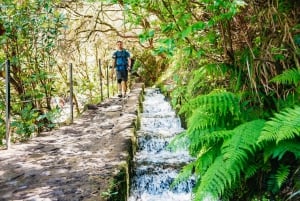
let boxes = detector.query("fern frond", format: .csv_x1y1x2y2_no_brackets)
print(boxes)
182,91,242,157
171,162,195,189
187,121,232,157
194,144,222,173
196,130,234,148
188,128,212,156
222,120,265,161
187,63,230,94
194,120,265,200
180,90,241,118
204,63,230,76
167,131,189,151
270,68,300,86
187,67,207,95
244,162,261,179
275,164,290,189
267,164,290,194
187,108,218,130
263,140,300,161
193,156,226,201
259,106,300,144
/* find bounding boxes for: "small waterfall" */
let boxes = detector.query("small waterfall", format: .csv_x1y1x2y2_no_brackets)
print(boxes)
129,88,194,201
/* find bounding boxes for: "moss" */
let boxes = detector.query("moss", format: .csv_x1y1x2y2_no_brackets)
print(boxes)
108,164,128,201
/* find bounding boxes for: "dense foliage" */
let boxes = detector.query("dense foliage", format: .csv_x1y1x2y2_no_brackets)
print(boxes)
104,0,300,200
0,0,299,200
0,0,66,142
0,0,124,145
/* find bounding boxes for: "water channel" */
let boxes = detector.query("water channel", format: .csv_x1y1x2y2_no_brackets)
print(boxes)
128,88,194,201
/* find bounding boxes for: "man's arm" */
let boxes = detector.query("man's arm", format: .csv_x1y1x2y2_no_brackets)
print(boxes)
126,51,131,70
127,57,131,70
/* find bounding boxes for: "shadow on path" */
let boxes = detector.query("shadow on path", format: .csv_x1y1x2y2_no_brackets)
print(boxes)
0,83,144,201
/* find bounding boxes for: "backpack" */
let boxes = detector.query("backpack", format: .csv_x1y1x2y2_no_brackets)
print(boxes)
113,50,129,71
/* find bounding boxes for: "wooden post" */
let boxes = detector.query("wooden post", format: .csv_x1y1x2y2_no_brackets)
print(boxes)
99,59,103,101
111,67,115,96
5,59,11,149
106,64,109,98
69,63,73,123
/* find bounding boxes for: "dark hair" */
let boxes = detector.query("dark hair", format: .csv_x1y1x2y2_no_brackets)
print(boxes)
116,41,122,44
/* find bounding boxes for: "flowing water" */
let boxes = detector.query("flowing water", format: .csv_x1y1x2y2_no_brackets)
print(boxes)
128,88,194,201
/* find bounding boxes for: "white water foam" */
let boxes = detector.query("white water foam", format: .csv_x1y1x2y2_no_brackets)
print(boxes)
129,88,194,201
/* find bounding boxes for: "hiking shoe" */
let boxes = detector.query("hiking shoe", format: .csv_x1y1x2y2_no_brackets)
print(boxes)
118,94,122,98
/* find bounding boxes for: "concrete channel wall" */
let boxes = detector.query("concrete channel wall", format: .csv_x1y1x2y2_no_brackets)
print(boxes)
104,83,144,201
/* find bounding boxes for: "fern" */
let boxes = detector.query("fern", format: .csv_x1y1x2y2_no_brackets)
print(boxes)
188,128,213,156
171,162,195,189
270,68,300,86
184,91,241,156
187,109,218,131
180,90,241,119
258,106,300,144
194,144,222,174
187,66,207,95
275,165,290,190
244,162,261,179
267,164,290,194
193,120,265,201
187,119,233,157
167,131,189,151
186,63,231,96
204,63,230,76
194,156,232,201
263,140,300,161
179,91,242,157
195,130,234,148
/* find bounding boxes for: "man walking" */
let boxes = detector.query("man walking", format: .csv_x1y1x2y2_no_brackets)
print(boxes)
112,40,131,98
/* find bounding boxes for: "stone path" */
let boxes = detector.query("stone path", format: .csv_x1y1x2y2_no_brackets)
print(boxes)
0,83,144,201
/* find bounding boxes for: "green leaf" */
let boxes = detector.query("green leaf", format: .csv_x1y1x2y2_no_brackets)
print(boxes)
259,106,300,144
263,140,300,161
177,13,191,27
194,120,265,200
192,21,205,31
181,26,192,39
267,164,290,194
161,23,175,33
270,68,300,86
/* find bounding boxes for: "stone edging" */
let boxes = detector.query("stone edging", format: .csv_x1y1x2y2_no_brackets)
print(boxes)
98,82,144,201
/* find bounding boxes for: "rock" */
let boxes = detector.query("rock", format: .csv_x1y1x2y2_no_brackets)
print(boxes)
100,122,114,129
85,104,98,110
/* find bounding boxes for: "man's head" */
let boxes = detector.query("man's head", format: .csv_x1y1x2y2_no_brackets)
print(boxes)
116,41,123,50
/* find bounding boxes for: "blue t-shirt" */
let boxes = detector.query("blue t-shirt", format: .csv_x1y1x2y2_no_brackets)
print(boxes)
112,49,130,71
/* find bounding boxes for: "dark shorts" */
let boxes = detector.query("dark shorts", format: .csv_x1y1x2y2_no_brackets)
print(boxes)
116,70,128,83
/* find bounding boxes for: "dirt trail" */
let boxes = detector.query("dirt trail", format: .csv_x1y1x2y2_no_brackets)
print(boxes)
0,83,144,201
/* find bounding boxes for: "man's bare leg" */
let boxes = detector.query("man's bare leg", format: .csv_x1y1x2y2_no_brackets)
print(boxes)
118,83,122,97
121,81,127,97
